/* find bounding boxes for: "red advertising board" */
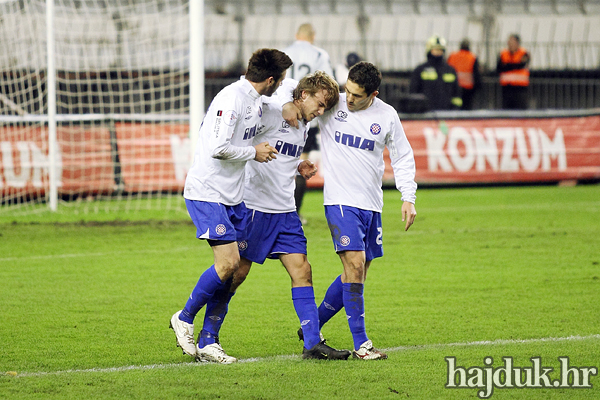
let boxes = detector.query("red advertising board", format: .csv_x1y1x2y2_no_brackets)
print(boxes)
0,124,115,197
307,115,600,187
1,114,599,198
114,122,189,193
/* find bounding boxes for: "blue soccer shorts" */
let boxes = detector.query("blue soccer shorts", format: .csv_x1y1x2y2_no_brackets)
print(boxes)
185,199,248,242
324,205,383,262
238,209,307,264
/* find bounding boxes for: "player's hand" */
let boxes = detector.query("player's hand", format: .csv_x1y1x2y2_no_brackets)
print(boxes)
298,160,318,179
254,141,278,163
282,102,301,128
402,201,417,231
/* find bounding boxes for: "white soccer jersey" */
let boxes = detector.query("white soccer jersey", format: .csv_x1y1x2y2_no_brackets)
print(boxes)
283,40,334,80
184,78,261,205
244,86,308,213
317,93,417,212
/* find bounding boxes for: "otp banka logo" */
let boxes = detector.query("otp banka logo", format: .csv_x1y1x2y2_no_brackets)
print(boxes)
334,131,375,152
335,110,348,122
275,140,304,157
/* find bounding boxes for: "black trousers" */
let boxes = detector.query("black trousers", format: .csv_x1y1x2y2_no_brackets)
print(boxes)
501,85,529,110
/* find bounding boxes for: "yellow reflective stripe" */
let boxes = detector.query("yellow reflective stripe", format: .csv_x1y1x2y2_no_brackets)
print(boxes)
442,73,456,83
421,70,438,80
452,97,463,107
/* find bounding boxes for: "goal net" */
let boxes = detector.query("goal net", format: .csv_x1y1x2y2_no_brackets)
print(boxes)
0,0,192,216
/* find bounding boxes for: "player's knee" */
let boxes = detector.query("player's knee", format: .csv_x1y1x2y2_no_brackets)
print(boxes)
216,254,240,276
289,261,313,286
342,260,365,282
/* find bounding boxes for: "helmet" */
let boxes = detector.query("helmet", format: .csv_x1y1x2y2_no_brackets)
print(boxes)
426,35,446,52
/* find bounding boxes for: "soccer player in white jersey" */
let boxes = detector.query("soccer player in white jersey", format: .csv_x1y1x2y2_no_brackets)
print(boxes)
169,49,292,364
283,23,333,80
283,62,417,360
283,23,334,223
195,72,351,361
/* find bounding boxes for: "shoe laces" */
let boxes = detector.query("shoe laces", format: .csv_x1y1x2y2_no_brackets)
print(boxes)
181,323,194,344
212,343,227,355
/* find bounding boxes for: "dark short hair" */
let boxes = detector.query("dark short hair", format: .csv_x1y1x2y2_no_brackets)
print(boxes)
460,38,470,51
245,49,293,83
292,71,340,111
347,61,382,96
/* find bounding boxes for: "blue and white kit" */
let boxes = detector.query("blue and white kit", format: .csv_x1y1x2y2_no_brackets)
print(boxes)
183,77,263,241
240,82,310,261
316,93,417,255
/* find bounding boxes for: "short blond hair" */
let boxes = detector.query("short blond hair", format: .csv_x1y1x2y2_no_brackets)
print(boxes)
295,23,315,42
293,71,340,111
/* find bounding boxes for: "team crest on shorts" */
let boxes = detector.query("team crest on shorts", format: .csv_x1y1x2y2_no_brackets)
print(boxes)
370,123,381,135
215,224,227,236
238,240,248,251
340,235,351,246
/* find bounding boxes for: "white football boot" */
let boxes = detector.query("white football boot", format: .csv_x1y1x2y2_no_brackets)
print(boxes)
196,342,238,364
352,339,388,360
169,310,196,357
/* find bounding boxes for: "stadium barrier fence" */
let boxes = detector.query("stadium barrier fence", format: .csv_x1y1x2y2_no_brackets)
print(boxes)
2,110,599,208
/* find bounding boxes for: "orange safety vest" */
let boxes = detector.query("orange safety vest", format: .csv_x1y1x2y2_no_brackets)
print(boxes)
447,50,476,89
499,48,530,87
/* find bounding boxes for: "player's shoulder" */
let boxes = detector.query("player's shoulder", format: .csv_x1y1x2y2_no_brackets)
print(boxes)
372,97,397,114
261,99,283,115
259,100,284,128
216,79,248,102
312,44,330,57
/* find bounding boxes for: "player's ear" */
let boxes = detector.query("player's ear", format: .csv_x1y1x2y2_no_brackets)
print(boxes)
371,90,379,99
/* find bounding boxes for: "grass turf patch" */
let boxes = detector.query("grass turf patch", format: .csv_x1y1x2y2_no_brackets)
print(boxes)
1,185,599,399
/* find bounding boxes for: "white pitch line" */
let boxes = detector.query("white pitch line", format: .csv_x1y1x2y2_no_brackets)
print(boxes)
383,334,600,352
9,334,600,378
0,246,196,263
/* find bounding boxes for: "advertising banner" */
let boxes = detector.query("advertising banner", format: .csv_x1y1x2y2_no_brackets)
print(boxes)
307,115,600,187
2,113,599,197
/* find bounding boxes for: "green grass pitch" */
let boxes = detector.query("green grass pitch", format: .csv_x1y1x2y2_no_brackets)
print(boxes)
1,185,599,399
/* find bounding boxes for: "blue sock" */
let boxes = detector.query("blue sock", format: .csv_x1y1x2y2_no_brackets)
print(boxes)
198,278,235,348
343,282,368,350
180,265,224,324
292,286,320,350
318,275,344,329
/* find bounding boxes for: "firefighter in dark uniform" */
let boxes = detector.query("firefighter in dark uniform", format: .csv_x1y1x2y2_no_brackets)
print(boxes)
410,35,462,111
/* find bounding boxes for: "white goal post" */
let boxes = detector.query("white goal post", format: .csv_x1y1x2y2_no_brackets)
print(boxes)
0,0,203,214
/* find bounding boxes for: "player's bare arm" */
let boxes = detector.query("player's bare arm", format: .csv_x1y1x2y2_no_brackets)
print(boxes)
298,159,318,179
282,102,301,128
402,201,417,231
254,141,278,163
